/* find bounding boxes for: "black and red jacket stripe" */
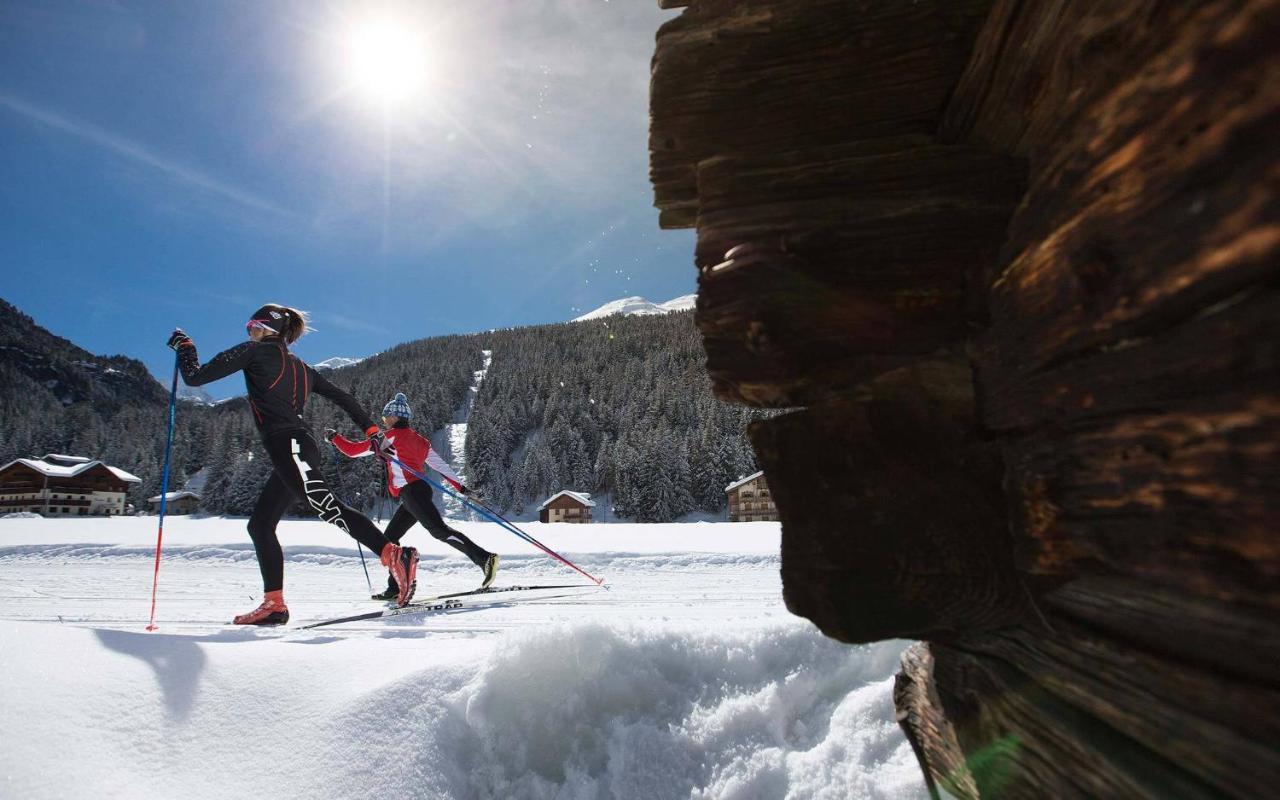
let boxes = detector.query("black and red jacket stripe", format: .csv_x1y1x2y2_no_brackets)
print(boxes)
177,336,374,438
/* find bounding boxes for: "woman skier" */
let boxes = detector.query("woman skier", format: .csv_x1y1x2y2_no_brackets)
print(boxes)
166,304,419,624
326,392,498,600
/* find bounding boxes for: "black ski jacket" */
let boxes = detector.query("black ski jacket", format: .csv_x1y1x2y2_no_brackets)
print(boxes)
177,336,375,438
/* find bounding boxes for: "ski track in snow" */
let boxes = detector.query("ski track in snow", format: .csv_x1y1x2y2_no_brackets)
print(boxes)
0,517,925,800
437,348,492,520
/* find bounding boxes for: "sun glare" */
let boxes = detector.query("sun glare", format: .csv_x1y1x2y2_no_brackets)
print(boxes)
343,18,429,109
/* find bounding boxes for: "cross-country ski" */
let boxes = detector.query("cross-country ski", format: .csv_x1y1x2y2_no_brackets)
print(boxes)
302,583,598,629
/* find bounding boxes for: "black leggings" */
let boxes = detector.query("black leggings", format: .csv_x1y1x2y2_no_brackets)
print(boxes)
248,431,391,593
384,480,490,567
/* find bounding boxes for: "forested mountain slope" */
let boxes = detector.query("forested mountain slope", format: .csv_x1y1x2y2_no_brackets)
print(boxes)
0,298,758,522
467,311,761,520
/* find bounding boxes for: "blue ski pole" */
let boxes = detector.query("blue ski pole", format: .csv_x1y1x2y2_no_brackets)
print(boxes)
146,353,181,631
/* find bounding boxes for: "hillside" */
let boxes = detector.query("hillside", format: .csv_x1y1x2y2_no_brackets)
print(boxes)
467,311,761,520
0,297,173,505
0,298,759,522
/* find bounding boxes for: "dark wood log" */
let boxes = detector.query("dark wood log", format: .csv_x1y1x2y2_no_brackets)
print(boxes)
750,361,1029,642
650,0,994,228
692,141,1023,406
948,610,1280,798
970,0,1279,381
1046,576,1280,690
921,642,1232,799
697,242,935,407
941,1,1279,173
647,0,1279,795
978,287,1280,433
1003,395,1280,608
894,643,980,800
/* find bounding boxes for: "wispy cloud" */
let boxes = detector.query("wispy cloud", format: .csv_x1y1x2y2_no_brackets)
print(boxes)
0,92,291,218
318,310,390,335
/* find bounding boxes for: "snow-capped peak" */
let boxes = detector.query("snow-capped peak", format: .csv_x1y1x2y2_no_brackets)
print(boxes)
314,356,364,371
657,294,696,313
176,385,215,405
572,294,696,322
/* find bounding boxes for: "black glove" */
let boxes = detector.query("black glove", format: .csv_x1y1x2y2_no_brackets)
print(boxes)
323,428,338,443
166,329,192,351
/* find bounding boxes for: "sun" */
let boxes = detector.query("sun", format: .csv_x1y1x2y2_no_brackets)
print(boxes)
342,18,430,109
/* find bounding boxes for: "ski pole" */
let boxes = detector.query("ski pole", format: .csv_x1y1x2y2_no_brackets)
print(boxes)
448,489,602,584
146,353,181,631
330,442,373,592
465,496,612,592
376,451,604,585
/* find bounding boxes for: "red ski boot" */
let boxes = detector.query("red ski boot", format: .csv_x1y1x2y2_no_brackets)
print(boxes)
382,544,419,607
233,590,289,625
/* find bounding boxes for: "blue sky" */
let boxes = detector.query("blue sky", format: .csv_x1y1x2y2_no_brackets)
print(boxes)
0,0,693,398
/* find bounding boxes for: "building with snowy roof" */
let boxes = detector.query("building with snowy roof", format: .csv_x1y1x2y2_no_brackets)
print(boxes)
538,490,595,524
147,490,201,515
725,471,778,522
0,454,141,517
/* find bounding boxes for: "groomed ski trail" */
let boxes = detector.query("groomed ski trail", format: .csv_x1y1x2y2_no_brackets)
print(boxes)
437,348,492,520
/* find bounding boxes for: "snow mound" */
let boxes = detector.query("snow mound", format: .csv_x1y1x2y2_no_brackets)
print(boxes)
445,624,922,799
0,621,922,799
572,294,696,322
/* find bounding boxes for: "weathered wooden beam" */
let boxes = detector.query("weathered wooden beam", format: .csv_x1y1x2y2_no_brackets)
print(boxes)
950,609,1280,798
1003,395,1280,609
978,288,1280,433
919,642,1232,799
650,0,994,228
1045,576,1280,687
941,1,1279,169
894,643,980,800
749,361,1029,642
889,3,1280,792
648,0,1280,795
693,141,1023,406
697,241,974,407
694,139,1024,277
970,0,1279,380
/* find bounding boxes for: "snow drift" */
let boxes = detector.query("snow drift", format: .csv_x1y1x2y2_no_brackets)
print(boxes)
0,621,920,800
0,516,924,799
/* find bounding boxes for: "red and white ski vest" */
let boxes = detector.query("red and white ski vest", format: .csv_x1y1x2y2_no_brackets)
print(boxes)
332,427,464,498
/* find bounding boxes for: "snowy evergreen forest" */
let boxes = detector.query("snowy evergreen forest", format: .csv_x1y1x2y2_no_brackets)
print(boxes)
1,298,762,522
465,312,762,520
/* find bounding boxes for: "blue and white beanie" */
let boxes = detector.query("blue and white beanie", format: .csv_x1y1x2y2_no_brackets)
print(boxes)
382,392,412,419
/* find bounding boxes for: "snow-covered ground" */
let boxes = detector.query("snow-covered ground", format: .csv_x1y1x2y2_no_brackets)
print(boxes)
0,516,923,800
436,349,493,521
